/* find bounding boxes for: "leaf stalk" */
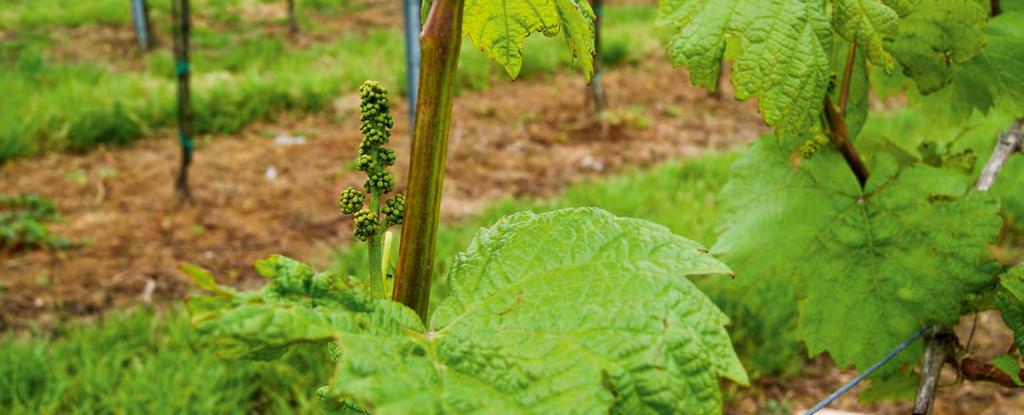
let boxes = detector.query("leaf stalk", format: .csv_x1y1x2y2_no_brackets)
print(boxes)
823,98,869,187
839,42,856,115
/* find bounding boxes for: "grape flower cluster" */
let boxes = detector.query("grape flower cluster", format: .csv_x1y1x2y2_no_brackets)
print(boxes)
798,132,830,159
337,81,405,241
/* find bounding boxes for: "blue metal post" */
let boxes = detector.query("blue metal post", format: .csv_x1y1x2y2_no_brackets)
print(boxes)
402,0,422,128
130,0,151,50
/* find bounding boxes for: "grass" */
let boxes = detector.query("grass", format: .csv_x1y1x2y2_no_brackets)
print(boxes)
1,306,330,414
0,0,357,31
0,4,663,162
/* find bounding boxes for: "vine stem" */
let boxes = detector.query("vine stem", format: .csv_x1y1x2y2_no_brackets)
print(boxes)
287,0,298,35
839,42,856,115
823,98,869,187
368,192,384,298
975,119,1024,191
171,0,193,200
393,0,465,322
912,328,954,415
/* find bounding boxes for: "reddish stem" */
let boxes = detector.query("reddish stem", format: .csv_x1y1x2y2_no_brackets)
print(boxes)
823,98,869,187
839,42,856,115
392,0,465,322
961,358,1022,388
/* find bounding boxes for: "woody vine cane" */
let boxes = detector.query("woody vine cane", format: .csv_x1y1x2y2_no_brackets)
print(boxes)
171,0,194,200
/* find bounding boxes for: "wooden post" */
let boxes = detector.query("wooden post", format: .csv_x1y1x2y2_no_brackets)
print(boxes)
171,0,193,199
287,0,299,35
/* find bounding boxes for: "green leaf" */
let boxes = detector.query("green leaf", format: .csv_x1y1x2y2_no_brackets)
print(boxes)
189,209,747,414
335,208,746,414
832,0,916,69
996,265,1024,352
916,12,1024,120
713,137,1001,373
992,354,1024,386
462,0,596,79
187,258,422,360
884,0,987,93
180,263,235,296
658,0,832,135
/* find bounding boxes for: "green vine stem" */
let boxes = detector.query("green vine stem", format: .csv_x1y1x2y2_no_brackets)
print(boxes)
368,192,385,297
393,0,465,322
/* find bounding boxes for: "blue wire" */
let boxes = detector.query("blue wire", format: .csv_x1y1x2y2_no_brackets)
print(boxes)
804,326,929,415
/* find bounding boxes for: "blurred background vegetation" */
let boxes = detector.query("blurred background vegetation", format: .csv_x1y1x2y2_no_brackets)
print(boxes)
0,0,663,161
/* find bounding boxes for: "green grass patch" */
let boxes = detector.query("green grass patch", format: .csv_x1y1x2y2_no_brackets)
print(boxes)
1,306,329,414
0,0,356,31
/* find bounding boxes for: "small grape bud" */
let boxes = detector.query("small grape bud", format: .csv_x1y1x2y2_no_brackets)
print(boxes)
356,154,375,172
352,209,380,241
383,194,405,226
338,187,364,215
379,148,397,167
365,171,395,193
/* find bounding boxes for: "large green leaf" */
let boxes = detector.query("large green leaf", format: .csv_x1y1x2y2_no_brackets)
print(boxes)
189,208,747,414
884,0,987,93
916,12,1024,120
185,255,424,361
459,0,596,79
658,0,833,136
713,137,1001,372
832,0,916,69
